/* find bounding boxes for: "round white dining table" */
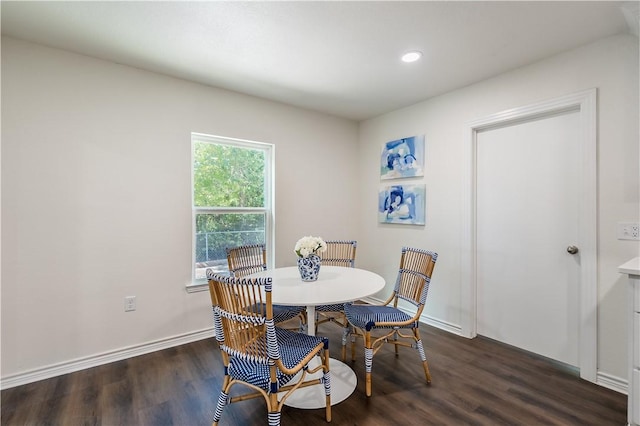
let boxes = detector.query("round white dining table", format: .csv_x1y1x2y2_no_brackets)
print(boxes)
248,265,385,408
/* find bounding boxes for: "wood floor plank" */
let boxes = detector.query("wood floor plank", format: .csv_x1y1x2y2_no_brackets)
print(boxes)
1,322,627,425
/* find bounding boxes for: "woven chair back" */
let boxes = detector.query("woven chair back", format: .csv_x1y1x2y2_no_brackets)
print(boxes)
393,247,438,308
226,244,268,278
318,240,357,267
208,273,275,363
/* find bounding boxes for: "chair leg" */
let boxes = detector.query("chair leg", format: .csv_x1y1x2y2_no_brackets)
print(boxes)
322,350,332,422
351,333,357,362
364,331,373,397
212,389,229,425
267,392,281,426
299,312,307,334
267,411,281,426
336,312,347,329
414,329,432,384
394,331,400,357
341,326,349,362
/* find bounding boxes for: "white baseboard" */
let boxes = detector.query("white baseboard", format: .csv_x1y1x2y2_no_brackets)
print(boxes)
596,371,628,395
419,313,463,335
0,327,214,390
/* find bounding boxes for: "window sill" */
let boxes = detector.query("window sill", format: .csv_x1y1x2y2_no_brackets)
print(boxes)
185,282,208,293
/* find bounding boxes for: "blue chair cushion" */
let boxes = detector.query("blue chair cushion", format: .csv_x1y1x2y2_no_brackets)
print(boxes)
227,327,327,392
273,304,306,323
246,303,306,324
316,303,345,312
345,304,417,331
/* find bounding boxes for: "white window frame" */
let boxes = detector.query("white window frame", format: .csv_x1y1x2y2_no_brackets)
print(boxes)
187,132,275,292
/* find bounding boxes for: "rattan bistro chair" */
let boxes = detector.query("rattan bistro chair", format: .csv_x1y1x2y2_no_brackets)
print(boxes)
343,247,437,397
207,271,331,426
226,244,306,329
315,240,357,332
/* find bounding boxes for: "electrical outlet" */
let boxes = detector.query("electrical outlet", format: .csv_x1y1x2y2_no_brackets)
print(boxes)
124,296,136,312
617,222,640,240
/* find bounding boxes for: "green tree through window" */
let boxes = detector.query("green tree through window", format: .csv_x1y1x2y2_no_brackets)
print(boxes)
192,134,273,281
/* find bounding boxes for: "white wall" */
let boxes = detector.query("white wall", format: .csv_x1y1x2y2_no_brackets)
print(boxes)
2,33,638,389
0,37,359,380
356,34,639,382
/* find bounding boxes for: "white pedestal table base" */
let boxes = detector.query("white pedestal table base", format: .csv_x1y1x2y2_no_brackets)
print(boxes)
278,358,356,409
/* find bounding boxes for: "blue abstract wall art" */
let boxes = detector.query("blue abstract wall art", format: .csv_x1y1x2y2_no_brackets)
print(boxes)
378,184,426,225
380,135,425,180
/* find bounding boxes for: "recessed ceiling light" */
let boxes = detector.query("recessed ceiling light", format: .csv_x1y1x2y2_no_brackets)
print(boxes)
401,50,422,63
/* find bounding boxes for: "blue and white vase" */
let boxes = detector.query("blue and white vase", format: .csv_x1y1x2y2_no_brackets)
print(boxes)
297,254,321,282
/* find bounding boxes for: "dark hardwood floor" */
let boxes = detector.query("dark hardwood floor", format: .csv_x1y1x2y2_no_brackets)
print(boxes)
1,322,627,425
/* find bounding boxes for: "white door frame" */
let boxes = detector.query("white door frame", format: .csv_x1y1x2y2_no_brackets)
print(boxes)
460,89,598,383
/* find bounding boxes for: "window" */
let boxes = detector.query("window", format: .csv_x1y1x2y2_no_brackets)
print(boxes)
191,133,274,283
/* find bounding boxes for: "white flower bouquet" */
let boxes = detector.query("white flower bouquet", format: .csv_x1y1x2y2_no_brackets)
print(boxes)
294,236,327,258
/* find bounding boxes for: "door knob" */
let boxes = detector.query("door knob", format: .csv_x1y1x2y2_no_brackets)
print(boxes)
567,245,579,255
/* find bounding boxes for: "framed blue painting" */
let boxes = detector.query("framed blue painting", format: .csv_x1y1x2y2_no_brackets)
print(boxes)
378,184,426,225
380,135,425,180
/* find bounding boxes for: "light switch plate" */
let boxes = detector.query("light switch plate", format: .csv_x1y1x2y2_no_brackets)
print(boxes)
124,296,136,312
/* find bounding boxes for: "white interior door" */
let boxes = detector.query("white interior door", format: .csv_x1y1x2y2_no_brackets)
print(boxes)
476,110,580,367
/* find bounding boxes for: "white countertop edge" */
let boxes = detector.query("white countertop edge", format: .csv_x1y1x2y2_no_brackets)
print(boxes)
618,257,640,275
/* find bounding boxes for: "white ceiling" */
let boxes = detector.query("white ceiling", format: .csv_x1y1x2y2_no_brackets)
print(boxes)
1,1,637,121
